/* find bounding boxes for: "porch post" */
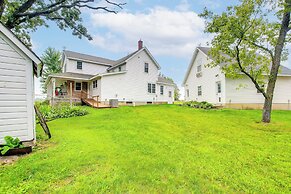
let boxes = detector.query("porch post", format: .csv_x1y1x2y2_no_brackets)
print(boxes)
70,82,73,107
52,78,56,105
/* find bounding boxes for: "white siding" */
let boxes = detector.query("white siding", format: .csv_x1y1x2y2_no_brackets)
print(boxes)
65,58,108,75
0,33,34,143
100,50,160,102
225,76,291,104
156,84,175,104
91,78,101,98
184,50,226,104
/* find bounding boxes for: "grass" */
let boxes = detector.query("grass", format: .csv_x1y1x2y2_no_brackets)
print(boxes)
0,105,291,193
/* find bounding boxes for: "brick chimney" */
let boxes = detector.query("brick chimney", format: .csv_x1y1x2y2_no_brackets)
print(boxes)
138,39,143,50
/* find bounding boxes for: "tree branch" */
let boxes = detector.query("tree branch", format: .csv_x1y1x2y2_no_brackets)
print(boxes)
5,0,125,29
235,39,268,98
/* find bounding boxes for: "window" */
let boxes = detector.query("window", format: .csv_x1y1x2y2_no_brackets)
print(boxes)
118,66,122,72
75,82,82,91
152,84,156,93
160,85,164,95
169,91,172,97
148,83,152,93
217,81,221,93
197,65,202,73
77,61,82,69
198,86,202,96
144,63,149,73
147,83,156,93
186,89,189,97
93,80,98,89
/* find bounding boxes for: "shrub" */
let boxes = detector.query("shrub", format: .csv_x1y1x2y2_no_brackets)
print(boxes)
0,136,24,155
36,104,88,122
183,101,213,109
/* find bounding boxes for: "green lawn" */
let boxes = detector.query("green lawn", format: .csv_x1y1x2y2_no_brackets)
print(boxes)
1,105,291,193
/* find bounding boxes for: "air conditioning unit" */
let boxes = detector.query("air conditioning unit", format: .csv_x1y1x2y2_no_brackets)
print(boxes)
196,72,202,78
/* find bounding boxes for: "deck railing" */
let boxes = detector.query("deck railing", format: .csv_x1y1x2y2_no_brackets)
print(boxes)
81,91,99,108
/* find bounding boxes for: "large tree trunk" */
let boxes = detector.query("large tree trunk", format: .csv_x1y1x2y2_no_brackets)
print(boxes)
262,3,290,123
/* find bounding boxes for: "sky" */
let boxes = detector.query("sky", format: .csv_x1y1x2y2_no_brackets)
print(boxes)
30,0,290,97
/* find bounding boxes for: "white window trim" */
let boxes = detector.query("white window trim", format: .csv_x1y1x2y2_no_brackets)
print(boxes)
147,83,156,94
144,62,149,73
75,82,82,91
92,80,98,89
77,61,83,70
160,85,164,95
198,86,202,96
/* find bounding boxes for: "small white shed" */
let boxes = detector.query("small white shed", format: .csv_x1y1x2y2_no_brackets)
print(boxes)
0,22,42,144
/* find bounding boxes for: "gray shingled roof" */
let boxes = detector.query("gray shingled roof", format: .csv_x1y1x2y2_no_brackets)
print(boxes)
157,76,175,85
197,46,291,75
64,50,141,70
108,50,140,70
50,72,93,80
64,50,115,66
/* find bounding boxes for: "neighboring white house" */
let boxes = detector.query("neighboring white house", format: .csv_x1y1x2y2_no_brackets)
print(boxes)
0,22,43,144
183,47,291,110
46,40,175,106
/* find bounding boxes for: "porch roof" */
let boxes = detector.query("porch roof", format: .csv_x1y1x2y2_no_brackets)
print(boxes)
49,72,93,81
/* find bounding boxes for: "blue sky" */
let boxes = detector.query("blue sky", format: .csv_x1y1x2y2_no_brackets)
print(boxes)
31,0,276,95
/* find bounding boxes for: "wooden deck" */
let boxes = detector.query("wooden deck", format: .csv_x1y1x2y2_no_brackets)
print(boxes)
81,98,111,109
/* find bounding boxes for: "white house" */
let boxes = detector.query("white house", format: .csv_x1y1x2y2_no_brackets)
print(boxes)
46,40,175,106
0,22,43,144
183,47,291,110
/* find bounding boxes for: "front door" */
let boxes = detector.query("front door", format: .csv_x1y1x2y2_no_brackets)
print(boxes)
216,81,222,104
82,82,88,98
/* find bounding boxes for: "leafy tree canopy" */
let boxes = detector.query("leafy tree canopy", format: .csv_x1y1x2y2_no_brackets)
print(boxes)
200,0,291,122
40,47,62,93
0,0,125,46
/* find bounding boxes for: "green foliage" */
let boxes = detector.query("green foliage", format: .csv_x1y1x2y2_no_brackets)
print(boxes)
0,0,124,46
1,106,291,192
35,103,88,122
183,101,214,109
40,47,62,93
0,136,24,155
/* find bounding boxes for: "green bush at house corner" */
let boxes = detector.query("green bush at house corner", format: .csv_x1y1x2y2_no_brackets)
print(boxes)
183,101,214,109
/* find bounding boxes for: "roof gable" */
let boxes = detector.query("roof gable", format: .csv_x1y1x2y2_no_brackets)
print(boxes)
120,47,161,70
0,22,43,76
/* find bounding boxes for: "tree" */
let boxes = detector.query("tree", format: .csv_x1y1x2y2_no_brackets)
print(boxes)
162,76,180,101
40,47,62,93
174,87,180,101
0,0,125,46
200,0,291,123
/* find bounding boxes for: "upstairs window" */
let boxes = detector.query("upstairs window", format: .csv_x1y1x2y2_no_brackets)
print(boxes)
169,91,172,97
77,61,82,70
118,66,122,72
198,86,202,96
160,85,164,95
144,63,149,73
148,83,156,93
75,82,82,91
93,80,98,89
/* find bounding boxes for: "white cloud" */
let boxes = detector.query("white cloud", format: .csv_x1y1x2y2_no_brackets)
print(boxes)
89,6,211,57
